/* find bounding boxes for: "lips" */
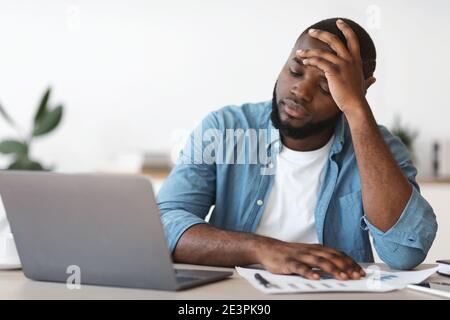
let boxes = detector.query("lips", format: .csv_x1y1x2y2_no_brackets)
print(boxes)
282,99,309,119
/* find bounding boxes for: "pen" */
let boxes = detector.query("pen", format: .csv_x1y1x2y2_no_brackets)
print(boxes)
254,273,270,287
254,273,280,289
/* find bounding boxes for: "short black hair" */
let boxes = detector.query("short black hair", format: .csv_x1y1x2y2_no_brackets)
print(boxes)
297,17,376,78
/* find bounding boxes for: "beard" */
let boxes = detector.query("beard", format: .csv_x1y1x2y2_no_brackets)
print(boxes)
270,82,341,140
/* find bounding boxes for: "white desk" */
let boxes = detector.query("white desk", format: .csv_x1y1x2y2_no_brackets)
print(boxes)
0,263,447,300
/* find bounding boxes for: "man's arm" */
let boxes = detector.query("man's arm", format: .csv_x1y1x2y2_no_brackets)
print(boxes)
172,224,258,266
348,110,437,269
173,223,365,280
299,19,437,269
299,19,419,231
345,102,412,232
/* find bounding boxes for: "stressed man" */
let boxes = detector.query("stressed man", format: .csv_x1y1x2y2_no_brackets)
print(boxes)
157,18,437,280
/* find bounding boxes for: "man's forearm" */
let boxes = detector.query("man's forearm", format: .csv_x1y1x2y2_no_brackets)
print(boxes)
173,223,264,266
173,223,365,280
345,100,412,232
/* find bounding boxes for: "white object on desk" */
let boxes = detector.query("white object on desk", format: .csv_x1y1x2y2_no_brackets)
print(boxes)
0,232,21,269
236,266,439,294
436,260,450,277
407,282,450,299
0,194,21,270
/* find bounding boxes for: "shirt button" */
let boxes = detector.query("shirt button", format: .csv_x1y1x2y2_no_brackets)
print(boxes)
256,199,264,206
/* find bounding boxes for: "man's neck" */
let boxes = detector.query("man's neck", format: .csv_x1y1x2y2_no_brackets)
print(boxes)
281,127,335,151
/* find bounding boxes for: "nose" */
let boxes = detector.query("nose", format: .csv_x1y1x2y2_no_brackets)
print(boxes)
290,79,314,103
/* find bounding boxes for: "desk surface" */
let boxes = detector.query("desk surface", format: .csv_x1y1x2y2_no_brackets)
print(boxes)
0,263,447,300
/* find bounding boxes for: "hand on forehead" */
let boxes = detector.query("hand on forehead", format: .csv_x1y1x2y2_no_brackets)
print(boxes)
296,33,337,55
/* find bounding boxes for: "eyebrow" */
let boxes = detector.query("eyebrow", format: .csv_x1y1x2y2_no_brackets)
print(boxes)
291,57,327,81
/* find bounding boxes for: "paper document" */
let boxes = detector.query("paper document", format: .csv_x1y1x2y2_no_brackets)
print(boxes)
236,266,439,294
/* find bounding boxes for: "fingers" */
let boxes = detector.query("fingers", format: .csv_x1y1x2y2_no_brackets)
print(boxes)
301,56,338,76
315,245,365,275
336,19,361,62
307,19,362,63
296,253,349,280
296,48,342,65
307,28,351,61
305,244,366,277
308,249,364,279
286,259,320,280
262,242,366,281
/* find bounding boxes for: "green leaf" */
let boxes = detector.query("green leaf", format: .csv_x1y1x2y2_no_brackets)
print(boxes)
7,158,43,171
0,139,28,156
34,87,51,125
32,105,63,137
0,102,18,127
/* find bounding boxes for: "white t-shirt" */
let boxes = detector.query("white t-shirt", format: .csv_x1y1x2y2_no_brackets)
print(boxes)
255,135,334,244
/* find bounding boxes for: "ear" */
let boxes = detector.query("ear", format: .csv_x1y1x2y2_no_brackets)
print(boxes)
365,76,376,90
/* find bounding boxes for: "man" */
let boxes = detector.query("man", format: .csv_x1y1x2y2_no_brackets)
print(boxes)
157,18,437,280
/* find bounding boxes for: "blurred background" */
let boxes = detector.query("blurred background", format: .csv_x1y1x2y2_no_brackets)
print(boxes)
0,0,448,262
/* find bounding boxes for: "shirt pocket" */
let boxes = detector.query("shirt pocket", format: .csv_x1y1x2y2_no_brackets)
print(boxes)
331,190,366,251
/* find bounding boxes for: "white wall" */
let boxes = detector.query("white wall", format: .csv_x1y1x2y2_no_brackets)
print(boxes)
1,0,449,174
420,184,450,263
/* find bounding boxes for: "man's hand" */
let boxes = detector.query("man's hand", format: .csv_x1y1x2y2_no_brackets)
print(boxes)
255,237,365,281
296,19,376,115
174,224,366,281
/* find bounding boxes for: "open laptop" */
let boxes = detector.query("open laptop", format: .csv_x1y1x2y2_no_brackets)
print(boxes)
0,171,232,290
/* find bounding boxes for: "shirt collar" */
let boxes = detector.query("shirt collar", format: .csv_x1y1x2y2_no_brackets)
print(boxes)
330,113,346,155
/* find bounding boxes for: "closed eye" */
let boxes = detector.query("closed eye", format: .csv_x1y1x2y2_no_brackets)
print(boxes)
289,68,303,78
289,62,331,96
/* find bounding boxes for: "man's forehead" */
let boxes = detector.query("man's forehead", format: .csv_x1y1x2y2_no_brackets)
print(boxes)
294,33,335,54
289,34,330,79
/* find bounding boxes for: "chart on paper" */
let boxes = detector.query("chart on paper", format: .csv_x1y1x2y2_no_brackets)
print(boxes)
236,266,439,294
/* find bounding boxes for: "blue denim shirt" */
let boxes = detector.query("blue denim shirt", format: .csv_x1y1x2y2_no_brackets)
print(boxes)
157,100,437,270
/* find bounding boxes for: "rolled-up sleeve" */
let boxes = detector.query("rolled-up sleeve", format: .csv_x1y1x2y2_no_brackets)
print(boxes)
156,112,219,253
359,126,438,270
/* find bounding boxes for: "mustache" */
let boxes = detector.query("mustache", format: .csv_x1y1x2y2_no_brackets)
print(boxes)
279,98,311,114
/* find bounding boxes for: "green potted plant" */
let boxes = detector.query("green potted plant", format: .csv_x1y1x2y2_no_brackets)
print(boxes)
0,87,64,170
390,114,418,163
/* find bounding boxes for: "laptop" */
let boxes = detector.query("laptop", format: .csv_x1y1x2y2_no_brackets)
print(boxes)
0,171,233,290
